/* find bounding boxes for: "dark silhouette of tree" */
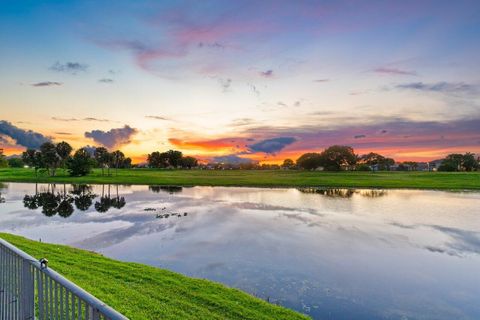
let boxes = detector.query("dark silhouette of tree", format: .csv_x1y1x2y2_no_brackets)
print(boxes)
149,185,183,194
281,159,295,169
165,150,183,167
181,156,198,169
0,149,8,168
40,142,62,176
22,149,44,177
439,153,478,171
148,150,192,168
94,147,111,175
111,150,125,175
67,148,94,176
359,152,395,171
462,152,478,171
7,157,24,168
296,153,323,170
319,145,357,171
56,141,73,174
70,185,96,211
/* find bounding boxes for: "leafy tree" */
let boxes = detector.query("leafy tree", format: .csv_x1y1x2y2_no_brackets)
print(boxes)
111,150,125,175
439,153,478,171
122,157,132,168
56,141,73,173
148,150,185,168
165,150,183,167
67,148,94,176
7,157,24,168
94,147,111,175
462,152,478,171
281,159,295,169
319,145,356,171
296,153,323,170
40,142,62,176
438,154,463,172
359,152,395,171
181,156,198,168
0,150,7,168
147,151,166,168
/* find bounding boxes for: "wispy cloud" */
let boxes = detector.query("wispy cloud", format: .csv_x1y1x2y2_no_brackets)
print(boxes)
313,79,329,83
52,117,110,122
0,120,51,149
374,67,416,76
31,81,62,87
259,69,273,78
50,61,88,74
145,115,170,121
394,81,477,95
98,78,114,83
229,118,256,127
354,134,366,139
84,125,138,149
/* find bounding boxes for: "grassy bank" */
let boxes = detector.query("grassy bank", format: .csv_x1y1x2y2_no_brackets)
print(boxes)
0,168,479,190
0,233,308,320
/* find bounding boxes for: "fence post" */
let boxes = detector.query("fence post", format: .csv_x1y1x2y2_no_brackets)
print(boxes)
21,260,34,320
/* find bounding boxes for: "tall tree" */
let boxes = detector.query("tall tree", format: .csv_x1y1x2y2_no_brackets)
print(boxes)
0,149,7,168
67,148,94,176
165,150,183,167
319,145,356,171
22,149,44,176
296,153,323,170
111,150,125,175
94,147,110,175
56,141,73,173
282,159,295,169
180,156,198,169
40,142,61,176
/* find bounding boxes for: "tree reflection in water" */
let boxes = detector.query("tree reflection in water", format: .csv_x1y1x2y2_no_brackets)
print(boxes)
95,184,126,213
71,185,96,211
149,185,183,194
297,187,387,198
22,183,126,217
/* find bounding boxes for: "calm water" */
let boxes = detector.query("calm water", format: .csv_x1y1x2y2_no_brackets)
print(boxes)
0,182,479,319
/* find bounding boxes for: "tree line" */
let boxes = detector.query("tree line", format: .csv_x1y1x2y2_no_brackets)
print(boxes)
20,142,132,177
147,150,198,168
289,146,479,171
3,143,479,174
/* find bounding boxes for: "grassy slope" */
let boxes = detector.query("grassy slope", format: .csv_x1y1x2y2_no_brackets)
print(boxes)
1,168,480,189
0,233,308,320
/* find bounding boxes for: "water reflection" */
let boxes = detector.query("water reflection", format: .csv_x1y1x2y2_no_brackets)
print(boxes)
94,185,126,212
1,183,479,319
297,187,388,198
149,185,183,194
21,183,126,216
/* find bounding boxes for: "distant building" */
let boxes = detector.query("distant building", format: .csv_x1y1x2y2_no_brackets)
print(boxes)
428,159,444,171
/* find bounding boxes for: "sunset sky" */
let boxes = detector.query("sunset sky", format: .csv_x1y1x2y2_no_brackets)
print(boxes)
1,1,479,163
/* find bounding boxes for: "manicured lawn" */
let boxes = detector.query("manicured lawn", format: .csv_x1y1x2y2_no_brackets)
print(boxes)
0,168,479,190
0,233,308,320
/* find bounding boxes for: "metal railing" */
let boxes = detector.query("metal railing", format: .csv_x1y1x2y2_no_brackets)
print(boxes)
0,238,128,320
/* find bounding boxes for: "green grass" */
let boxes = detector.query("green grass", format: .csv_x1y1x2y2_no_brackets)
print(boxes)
1,168,479,190
0,233,308,320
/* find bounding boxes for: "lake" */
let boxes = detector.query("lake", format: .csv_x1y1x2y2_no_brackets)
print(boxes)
0,182,479,319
